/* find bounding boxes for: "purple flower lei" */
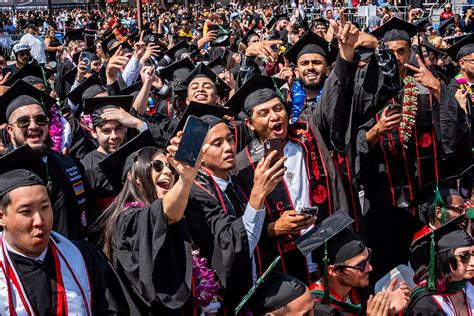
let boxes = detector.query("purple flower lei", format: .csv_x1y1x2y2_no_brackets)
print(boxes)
124,201,145,209
192,248,220,307
49,105,63,153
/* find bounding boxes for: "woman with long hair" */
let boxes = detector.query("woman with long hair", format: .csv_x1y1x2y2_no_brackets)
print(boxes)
407,229,474,315
93,138,203,314
44,27,63,63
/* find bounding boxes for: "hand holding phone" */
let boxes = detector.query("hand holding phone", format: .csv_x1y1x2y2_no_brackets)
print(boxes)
300,206,319,217
2,67,12,78
80,51,92,72
264,138,284,167
174,116,211,167
386,104,402,117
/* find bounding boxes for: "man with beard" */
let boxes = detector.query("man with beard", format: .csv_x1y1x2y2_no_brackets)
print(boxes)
358,18,469,282
297,211,409,315
10,44,37,75
229,19,360,285
80,96,147,213
184,108,286,310
0,79,90,240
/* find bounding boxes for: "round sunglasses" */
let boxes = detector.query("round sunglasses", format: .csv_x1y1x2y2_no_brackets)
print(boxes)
151,160,177,175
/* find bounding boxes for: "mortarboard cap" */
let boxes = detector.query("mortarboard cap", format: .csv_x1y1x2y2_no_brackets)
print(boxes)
275,14,288,22
64,28,85,45
100,33,119,55
0,145,48,184
98,129,157,193
284,31,337,65
159,57,195,81
413,17,431,30
225,75,287,115
0,169,45,197
240,29,259,47
120,80,143,97
0,80,56,124
266,17,277,30
183,63,231,99
83,95,134,127
163,41,190,61
64,67,78,88
422,37,446,58
109,39,133,56
207,55,226,75
446,32,474,61
208,24,231,47
312,17,329,28
438,17,455,37
66,73,106,106
4,64,54,87
370,17,421,43
166,101,232,147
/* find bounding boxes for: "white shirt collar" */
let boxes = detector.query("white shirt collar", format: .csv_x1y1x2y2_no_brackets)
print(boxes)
211,175,232,192
4,238,48,262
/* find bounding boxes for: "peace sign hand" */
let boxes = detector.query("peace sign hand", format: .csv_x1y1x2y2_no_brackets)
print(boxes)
404,54,441,100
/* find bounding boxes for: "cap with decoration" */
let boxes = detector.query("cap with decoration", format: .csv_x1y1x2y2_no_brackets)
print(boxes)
83,95,134,127
446,32,474,61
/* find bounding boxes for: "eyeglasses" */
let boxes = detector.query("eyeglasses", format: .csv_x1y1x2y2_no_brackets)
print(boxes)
11,115,49,128
336,248,372,273
455,251,473,264
447,205,467,215
151,160,177,175
462,59,474,64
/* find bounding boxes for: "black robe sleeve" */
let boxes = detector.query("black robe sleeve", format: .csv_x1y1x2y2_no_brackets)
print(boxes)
186,186,253,307
73,241,130,315
112,200,192,312
405,294,446,316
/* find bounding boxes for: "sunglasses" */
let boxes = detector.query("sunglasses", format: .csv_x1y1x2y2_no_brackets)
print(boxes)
456,251,473,264
12,114,49,128
336,248,372,273
17,51,30,57
447,205,467,215
151,160,177,175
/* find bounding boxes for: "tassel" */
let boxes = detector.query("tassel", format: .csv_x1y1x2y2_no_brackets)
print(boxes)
323,242,330,304
428,232,436,291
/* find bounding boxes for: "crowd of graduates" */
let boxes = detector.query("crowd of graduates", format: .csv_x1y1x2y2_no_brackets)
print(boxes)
0,3,473,315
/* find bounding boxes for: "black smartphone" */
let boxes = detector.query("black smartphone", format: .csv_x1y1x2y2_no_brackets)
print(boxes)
2,67,12,77
301,206,319,217
80,51,92,72
264,138,284,167
174,115,211,166
387,104,402,116
270,44,279,53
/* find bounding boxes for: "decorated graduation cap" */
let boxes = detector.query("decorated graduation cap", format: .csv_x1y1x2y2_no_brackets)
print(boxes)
446,32,474,61
83,95,134,127
0,144,48,184
165,101,232,147
208,24,231,47
284,31,337,65
410,213,473,290
98,129,157,193
159,57,195,81
240,28,259,47
0,79,56,124
66,73,106,106
207,55,227,75
4,64,54,87
225,74,287,115
64,28,85,45
370,17,421,43
183,63,231,98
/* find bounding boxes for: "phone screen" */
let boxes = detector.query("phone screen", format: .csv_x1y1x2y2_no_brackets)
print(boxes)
264,138,283,167
174,116,211,166
2,67,12,77
81,51,92,72
301,206,319,217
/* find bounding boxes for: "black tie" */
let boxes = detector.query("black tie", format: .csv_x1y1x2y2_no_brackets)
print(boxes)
225,183,245,216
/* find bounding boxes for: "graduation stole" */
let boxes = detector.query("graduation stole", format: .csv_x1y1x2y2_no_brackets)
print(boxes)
310,281,362,315
0,232,92,316
455,72,474,103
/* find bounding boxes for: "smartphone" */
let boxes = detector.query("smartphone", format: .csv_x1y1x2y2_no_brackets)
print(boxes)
2,67,12,77
264,138,284,167
301,206,319,217
174,115,211,166
387,104,402,116
270,44,279,53
80,51,92,72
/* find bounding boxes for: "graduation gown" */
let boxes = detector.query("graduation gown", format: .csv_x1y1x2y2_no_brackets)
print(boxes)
67,117,96,161
55,57,75,104
358,78,470,282
235,55,357,285
112,200,193,315
185,170,253,310
2,234,129,315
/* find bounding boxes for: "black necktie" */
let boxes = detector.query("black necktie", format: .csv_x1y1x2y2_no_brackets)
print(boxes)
225,183,245,216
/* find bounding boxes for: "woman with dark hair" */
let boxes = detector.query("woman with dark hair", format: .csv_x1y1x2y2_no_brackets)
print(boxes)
407,229,474,315
93,139,203,315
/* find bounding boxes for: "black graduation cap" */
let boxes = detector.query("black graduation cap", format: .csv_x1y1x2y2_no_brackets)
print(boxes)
100,33,119,55
108,39,133,56
163,41,190,60
66,73,106,106
0,79,56,124
64,67,78,88
120,80,143,96
370,17,421,43
207,55,226,74
165,101,232,147
413,17,431,30
438,17,455,37
312,17,329,28
98,129,157,193
422,36,446,58
183,63,231,99
159,57,195,82
0,144,48,183
4,64,55,87
410,213,472,290
240,29,259,47
446,32,474,61
266,17,277,30
225,75,287,115
275,13,288,22
0,169,45,197
83,95,134,127
64,28,85,45
284,31,337,65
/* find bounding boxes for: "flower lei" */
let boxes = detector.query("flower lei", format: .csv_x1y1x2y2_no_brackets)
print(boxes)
400,76,419,148
124,201,145,209
49,105,64,153
80,114,93,132
192,248,220,308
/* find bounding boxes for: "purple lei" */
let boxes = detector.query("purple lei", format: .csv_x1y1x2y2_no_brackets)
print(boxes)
124,201,145,209
49,105,63,153
192,248,220,307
